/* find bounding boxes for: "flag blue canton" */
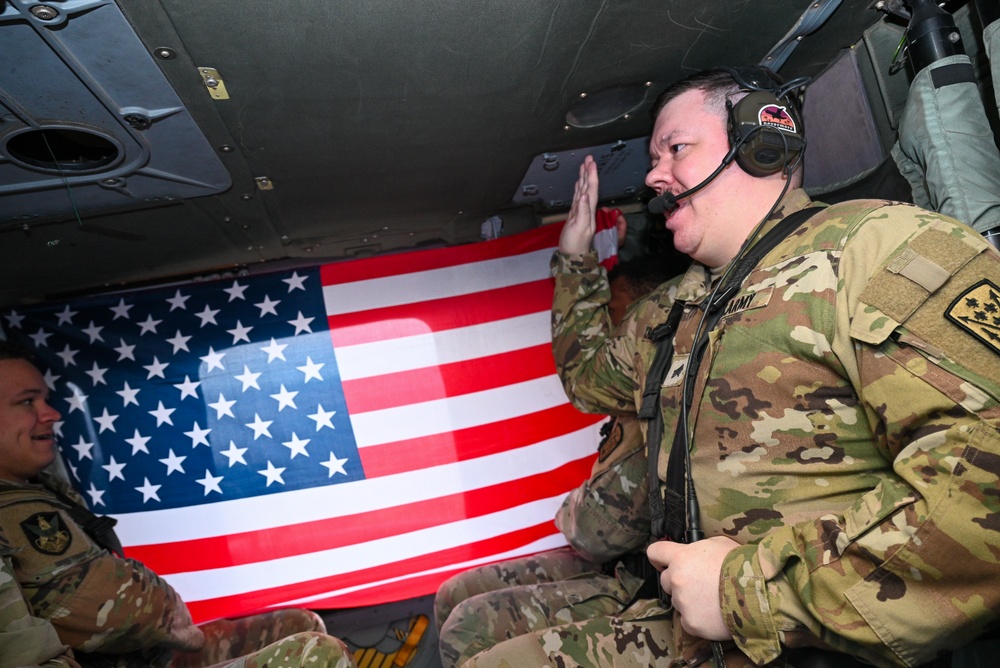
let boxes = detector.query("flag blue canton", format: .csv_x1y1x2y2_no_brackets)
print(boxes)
3,268,364,514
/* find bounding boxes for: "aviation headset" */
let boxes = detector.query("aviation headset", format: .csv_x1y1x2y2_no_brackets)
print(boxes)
720,65,806,177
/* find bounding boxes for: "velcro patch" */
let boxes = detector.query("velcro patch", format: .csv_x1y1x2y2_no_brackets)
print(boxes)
597,419,625,463
20,511,72,555
945,279,1000,356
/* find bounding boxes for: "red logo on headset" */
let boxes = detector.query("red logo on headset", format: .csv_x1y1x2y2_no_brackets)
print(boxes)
758,104,797,133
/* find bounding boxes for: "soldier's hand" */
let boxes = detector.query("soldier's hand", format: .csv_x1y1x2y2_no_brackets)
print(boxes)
559,155,599,256
647,536,738,641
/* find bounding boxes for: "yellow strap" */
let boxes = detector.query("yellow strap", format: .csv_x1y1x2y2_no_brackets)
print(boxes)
393,615,429,667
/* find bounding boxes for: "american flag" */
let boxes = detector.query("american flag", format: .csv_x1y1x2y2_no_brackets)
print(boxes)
2,223,606,622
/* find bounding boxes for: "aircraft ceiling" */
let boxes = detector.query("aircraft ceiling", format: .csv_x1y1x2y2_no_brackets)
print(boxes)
1,0,901,305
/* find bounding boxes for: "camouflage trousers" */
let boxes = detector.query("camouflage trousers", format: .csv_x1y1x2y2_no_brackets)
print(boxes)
435,547,662,667
169,608,354,668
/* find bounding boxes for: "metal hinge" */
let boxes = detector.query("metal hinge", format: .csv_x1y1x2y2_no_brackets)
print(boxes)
198,67,230,100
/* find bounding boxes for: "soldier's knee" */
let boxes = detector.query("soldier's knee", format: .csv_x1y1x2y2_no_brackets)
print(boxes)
284,608,327,634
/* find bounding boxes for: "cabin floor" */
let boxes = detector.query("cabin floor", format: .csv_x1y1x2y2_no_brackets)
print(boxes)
321,594,444,668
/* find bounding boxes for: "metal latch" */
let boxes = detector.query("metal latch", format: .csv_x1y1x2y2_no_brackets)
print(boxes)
198,67,229,100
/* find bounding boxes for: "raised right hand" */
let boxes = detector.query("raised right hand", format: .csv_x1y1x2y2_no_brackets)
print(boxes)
558,155,599,255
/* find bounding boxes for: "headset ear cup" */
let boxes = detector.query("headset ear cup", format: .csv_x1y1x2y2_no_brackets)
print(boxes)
728,90,804,177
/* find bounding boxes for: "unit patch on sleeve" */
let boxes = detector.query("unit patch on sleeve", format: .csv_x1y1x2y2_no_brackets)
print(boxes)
945,279,1000,356
20,511,72,555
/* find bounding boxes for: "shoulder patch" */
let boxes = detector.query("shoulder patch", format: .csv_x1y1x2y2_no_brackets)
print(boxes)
945,279,1000,356
597,419,625,463
20,511,72,555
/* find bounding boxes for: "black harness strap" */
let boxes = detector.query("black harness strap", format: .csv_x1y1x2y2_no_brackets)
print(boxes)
640,207,823,543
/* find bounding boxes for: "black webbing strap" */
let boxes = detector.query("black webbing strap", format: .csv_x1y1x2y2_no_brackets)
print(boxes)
643,207,823,543
47,486,126,558
637,300,686,540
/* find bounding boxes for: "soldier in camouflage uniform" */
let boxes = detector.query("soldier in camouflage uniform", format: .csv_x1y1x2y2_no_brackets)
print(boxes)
435,256,682,667
0,342,356,668
460,67,1000,667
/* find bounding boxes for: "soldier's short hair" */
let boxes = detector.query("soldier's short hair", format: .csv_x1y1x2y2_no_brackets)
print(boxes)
0,339,36,362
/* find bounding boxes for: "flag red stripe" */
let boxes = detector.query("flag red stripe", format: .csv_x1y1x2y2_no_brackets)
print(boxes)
184,521,558,621
327,280,553,348
124,456,593,575
357,404,601,478
298,566,485,609
341,344,556,413
320,225,562,285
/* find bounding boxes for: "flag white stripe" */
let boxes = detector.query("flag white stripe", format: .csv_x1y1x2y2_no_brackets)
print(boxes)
334,312,550,380
113,423,600,544
278,534,568,607
169,495,568,602
349,375,570,448
322,248,554,315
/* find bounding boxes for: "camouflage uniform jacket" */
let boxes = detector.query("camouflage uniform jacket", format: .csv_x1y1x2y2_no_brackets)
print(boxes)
551,188,1000,667
0,526,80,668
554,415,651,564
0,473,203,662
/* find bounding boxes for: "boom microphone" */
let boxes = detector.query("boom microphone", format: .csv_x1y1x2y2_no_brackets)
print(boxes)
646,142,739,215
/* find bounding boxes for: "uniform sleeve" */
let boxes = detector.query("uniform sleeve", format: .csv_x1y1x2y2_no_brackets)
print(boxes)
555,416,651,562
0,498,204,656
719,212,1000,667
550,250,640,415
0,532,80,668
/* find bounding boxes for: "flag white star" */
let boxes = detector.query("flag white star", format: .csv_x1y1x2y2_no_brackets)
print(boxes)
125,429,151,455
4,310,24,329
220,440,248,467
308,404,336,431
288,311,314,335
270,384,299,411
135,477,161,503
224,281,248,301
56,305,77,325
166,330,192,353
195,304,221,327
86,482,106,507
245,413,274,440
297,357,324,382
56,345,79,367
257,461,286,487
149,401,176,426
70,436,93,460
114,338,136,361
254,295,281,317
29,328,52,348
283,272,307,292
208,393,237,419
196,470,224,495
116,381,140,407
52,421,64,438
260,338,287,363
321,452,349,477
42,368,61,391
174,375,201,400
93,408,119,433
227,320,254,344
102,455,126,481
166,289,190,311
110,298,133,320
234,365,262,391
184,421,212,448
282,433,311,458
84,362,108,386
159,449,187,475
200,347,226,372
65,388,89,414
144,356,169,379
137,314,162,335
81,321,104,343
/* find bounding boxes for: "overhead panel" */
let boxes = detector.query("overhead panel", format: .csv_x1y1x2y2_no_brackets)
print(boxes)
0,0,231,227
